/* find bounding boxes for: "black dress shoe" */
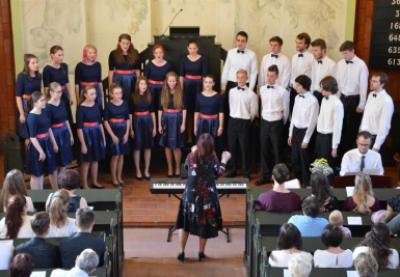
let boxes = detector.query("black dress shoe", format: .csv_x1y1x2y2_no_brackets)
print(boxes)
177,252,185,262
198,252,206,261
135,175,143,181
167,174,174,178
226,171,237,178
144,175,151,180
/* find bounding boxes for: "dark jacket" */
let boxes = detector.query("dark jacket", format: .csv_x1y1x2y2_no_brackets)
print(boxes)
16,237,60,268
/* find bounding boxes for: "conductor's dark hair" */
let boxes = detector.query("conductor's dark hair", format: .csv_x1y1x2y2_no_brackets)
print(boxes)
269,36,283,46
311,39,327,50
272,163,290,184
297,32,311,48
277,223,302,250
357,131,372,140
302,195,320,218
295,75,311,91
339,40,355,52
236,31,248,40
268,64,279,76
320,76,338,94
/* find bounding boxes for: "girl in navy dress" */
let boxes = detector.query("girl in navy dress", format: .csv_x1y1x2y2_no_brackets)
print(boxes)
76,86,106,189
46,82,74,175
15,54,41,147
159,72,187,177
103,85,130,186
194,75,224,142
75,44,104,108
43,45,73,123
179,40,208,143
144,44,171,113
130,77,156,180
108,33,141,103
27,91,58,190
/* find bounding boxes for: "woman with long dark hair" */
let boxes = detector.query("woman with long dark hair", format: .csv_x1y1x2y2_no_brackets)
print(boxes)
310,171,339,212
175,133,231,262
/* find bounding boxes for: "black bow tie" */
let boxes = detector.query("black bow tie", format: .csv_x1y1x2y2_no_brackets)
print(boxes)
298,53,304,58
299,95,305,98
267,85,274,89
237,86,245,91
373,93,377,98
271,54,279,58
346,60,353,64
317,60,323,64
237,49,245,54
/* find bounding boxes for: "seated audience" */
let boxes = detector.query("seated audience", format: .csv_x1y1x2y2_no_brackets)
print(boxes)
0,240,13,270
288,252,313,277
329,210,351,238
354,252,378,277
353,223,399,269
46,189,78,237
1,169,35,213
9,253,33,277
269,223,312,267
0,195,34,238
16,212,60,268
340,131,384,176
288,195,329,237
59,208,105,268
387,213,400,235
313,224,353,268
50,248,99,277
256,164,301,212
343,173,380,214
310,171,339,212
46,169,88,213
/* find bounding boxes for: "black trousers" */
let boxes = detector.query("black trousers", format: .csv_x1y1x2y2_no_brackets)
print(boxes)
228,117,251,176
289,87,297,117
291,127,311,186
260,119,284,179
315,132,336,167
340,94,362,156
313,90,323,107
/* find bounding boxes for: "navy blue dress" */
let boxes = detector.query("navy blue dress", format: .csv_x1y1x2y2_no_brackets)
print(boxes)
75,62,102,107
159,94,185,149
131,96,154,150
104,101,130,155
45,103,73,167
15,72,41,139
42,63,73,122
195,93,224,139
180,56,208,113
27,112,56,177
144,61,171,111
76,104,105,162
108,50,140,103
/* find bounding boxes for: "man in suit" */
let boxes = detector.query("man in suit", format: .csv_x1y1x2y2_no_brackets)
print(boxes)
50,249,99,277
15,212,60,268
59,208,105,268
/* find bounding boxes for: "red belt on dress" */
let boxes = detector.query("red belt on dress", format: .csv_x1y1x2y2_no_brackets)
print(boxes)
109,118,126,123
36,132,49,139
134,111,150,116
184,75,202,80
148,80,164,85
83,122,100,127
114,70,136,75
165,109,182,113
199,113,218,119
51,122,65,128
22,94,31,100
80,81,97,86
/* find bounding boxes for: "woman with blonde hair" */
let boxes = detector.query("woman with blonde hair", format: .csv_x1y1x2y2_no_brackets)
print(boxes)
46,189,78,237
343,173,380,214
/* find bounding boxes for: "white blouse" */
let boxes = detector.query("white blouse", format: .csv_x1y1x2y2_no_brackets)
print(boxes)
314,249,353,268
0,215,35,239
269,249,313,268
47,217,78,238
0,240,13,270
353,246,399,269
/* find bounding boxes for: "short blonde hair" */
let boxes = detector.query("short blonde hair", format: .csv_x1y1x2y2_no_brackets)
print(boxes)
236,69,248,76
288,252,313,277
329,210,343,226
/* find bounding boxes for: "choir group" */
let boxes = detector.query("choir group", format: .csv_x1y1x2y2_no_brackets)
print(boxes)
15,31,394,190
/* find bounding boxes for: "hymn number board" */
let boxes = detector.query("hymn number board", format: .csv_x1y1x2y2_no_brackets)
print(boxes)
369,0,400,70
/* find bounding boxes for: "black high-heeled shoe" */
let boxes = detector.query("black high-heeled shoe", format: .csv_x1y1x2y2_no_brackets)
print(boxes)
198,252,206,261
177,252,185,262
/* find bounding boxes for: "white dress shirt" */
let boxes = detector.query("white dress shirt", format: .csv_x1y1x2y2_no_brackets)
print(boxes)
50,267,89,277
259,52,291,89
335,55,369,109
290,51,313,86
311,55,336,91
260,83,289,124
0,215,34,239
229,86,258,120
47,217,78,238
340,148,384,176
317,94,344,149
289,91,319,144
313,249,353,268
0,240,13,270
360,89,394,150
353,246,399,269
221,48,258,91
269,250,313,268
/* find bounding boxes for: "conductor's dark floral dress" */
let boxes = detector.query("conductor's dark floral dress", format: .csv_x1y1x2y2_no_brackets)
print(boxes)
176,152,225,238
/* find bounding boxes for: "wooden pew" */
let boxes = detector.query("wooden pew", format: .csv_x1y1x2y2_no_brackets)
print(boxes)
263,267,400,277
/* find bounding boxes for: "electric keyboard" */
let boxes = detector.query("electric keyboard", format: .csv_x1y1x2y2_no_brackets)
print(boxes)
150,178,248,194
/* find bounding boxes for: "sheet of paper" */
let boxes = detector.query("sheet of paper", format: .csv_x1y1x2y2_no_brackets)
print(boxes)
283,269,292,277
347,216,362,225
346,270,360,277
284,179,301,189
346,186,355,197
30,272,46,277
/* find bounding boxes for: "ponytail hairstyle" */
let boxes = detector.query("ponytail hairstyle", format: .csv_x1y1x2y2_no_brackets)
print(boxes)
353,173,374,214
79,86,97,104
109,83,124,101
5,195,27,239
82,44,97,63
160,71,183,110
49,45,64,62
1,169,28,211
133,76,152,105
31,91,44,106
47,189,69,228
113,33,139,66
152,43,165,56
22,54,40,79
48,82,62,100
